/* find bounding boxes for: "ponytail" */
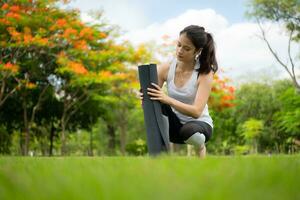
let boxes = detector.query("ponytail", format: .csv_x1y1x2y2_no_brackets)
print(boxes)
180,25,218,76
198,32,218,75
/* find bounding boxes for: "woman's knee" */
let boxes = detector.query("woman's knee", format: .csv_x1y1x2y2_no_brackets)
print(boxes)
184,132,206,146
179,123,200,140
180,121,212,142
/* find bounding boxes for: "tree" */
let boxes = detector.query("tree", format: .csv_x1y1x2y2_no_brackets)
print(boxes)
0,0,151,156
209,74,235,111
1,1,60,154
93,67,145,155
233,82,279,153
273,86,300,153
206,74,237,154
241,118,264,153
247,0,300,91
232,79,299,154
54,34,149,155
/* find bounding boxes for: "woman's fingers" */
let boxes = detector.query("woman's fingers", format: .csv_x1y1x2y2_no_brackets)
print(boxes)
150,83,160,90
139,91,143,100
150,97,160,100
147,88,158,92
145,84,164,101
147,91,160,97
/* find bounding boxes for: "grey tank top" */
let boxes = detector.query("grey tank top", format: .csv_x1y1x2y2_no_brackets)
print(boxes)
166,58,213,128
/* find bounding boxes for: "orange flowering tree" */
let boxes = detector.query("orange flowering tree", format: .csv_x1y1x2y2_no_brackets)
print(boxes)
207,74,237,154
209,74,235,111
1,0,60,154
91,44,151,155
0,62,20,107
0,0,150,155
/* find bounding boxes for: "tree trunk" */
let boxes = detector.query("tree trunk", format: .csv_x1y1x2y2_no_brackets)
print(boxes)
258,21,300,92
21,85,48,156
107,124,116,155
88,131,93,156
61,121,66,156
60,106,68,156
19,130,25,156
49,120,55,156
23,100,30,156
59,90,89,156
120,122,127,155
253,139,258,154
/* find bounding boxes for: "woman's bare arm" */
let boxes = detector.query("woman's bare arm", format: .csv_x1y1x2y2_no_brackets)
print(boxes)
148,71,213,118
168,72,213,118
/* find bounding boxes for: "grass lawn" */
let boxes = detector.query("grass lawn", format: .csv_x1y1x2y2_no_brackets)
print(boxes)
0,155,299,200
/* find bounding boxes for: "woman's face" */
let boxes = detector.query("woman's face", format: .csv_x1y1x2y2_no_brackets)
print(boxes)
176,33,198,62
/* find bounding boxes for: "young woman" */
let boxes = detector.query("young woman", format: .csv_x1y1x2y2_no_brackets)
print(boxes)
141,25,218,158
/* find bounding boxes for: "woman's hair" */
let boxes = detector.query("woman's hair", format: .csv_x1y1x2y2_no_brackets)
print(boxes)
180,25,218,75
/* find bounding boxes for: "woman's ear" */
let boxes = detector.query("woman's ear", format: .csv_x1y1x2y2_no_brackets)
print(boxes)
195,48,202,57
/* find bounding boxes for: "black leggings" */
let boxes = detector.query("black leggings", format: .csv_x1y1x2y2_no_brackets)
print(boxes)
161,104,213,144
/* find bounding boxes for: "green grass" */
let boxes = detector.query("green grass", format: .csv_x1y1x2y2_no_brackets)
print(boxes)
0,155,299,200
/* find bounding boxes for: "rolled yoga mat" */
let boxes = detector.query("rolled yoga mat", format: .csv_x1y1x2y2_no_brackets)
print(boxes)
138,64,170,155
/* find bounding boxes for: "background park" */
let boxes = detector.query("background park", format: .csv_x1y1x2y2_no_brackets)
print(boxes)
0,0,299,199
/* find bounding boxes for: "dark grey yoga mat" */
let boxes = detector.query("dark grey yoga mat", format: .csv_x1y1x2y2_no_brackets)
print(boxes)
138,64,170,155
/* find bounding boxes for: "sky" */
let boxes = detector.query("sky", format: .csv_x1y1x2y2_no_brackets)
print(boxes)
63,0,299,84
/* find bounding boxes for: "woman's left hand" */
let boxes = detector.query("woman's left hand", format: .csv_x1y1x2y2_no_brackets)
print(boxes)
147,83,171,105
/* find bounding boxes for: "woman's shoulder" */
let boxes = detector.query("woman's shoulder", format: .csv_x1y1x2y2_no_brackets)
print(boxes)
197,71,214,85
158,62,171,72
158,57,176,70
157,61,172,80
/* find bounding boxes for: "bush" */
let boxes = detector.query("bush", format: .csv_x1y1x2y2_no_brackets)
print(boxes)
234,145,250,155
125,138,147,156
0,126,11,154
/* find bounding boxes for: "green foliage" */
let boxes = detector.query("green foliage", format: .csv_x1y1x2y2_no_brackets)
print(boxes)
0,0,151,155
208,108,239,155
247,0,300,41
246,0,300,92
0,126,11,154
126,107,146,141
234,82,278,123
241,118,264,140
9,131,22,155
274,87,300,136
206,79,300,155
240,118,264,153
234,80,300,153
1,1,299,156
125,138,147,156
233,145,251,155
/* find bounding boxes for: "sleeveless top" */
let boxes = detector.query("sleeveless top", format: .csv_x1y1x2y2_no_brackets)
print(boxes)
166,58,213,128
